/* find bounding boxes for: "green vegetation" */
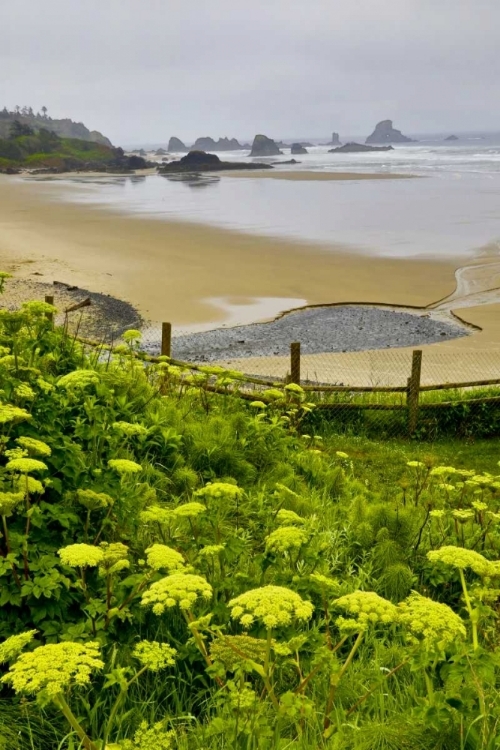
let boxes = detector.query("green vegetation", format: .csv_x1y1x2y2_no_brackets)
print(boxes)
0,123,146,172
2,278,500,748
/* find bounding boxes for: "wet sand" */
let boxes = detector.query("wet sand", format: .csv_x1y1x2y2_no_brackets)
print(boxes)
0,176,458,324
223,170,416,181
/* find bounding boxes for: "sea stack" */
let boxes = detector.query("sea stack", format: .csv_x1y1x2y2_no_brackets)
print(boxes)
168,136,189,152
290,143,308,154
329,132,341,146
249,134,283,157
366,120,414,144
193,136,245,151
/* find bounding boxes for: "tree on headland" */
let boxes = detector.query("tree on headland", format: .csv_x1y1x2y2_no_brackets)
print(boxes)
9,120,35,138
41,105,48,118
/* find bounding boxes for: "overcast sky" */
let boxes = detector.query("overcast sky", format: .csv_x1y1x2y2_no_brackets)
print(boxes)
2,0,499,145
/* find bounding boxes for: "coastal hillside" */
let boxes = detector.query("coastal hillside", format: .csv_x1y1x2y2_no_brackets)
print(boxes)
0,106,112,145
0,122,146,172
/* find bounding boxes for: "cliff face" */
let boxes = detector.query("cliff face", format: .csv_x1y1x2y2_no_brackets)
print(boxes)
249,134,282,157
366,120,414,144
0,111,112,146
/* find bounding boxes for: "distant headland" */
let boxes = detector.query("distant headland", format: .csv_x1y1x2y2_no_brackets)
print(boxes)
0,106,111,146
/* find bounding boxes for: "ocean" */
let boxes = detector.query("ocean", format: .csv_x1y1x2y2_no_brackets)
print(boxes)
30,133,500,260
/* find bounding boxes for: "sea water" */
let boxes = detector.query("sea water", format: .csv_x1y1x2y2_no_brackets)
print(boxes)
30,134,500,260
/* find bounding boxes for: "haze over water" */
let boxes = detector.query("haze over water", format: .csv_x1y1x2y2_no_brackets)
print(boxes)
35,134,500,260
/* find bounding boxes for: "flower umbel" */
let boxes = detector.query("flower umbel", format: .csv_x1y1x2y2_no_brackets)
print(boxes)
229,585,313,629
333,591,399,631
398,592,466,650
145,544,185,572
58,544,105,568
0,631,37,664
141,573,213,614
133,640,177,671
265,526,309,554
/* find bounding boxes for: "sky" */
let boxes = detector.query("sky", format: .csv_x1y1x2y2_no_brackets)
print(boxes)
2,0,499,146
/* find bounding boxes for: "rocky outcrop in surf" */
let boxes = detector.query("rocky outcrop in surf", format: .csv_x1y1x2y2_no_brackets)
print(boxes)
290,143,308,154
168,137,189,152
158,150,273,173
193,136,247,151
366,120,414,144
249,134,283,157
329,142,394,153
445,135,459,141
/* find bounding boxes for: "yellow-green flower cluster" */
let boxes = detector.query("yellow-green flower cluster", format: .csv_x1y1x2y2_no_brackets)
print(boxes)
0,630,37,664
333,591,399,631
195,482,243,503
0,405,31,425
229,686,258,710
398,592,466,649
265,526,309,554
262,389,285,401
5,458,47,474
427,546,493,577
210,635,267,671
14,384,35,401
15,437,51,457
430,466,457,477
122,329,142,342
0,491,24,516
120,720,174,750
108,458,142,474
275,509,305,526
336,451,349,459
198,544,225,558
173,502,207,518
1,641,103,699
57,370,100,390
133,640,177,671
98,542,129,575
308,573,339,594
141,573,212,614
229,585,313,629
452,509,474,523
145,544,185,572
58,544,104,568
17,475,44,495
77,489,113,510
140,506,172,525
407,460,425,469
112,421,148,438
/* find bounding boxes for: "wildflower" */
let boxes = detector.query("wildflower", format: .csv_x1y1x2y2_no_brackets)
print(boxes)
308,573,339,594
58,544,105,568
229,585,313,629
427,546,493,577
15,437,51,457
108,458,142,474
0,631,37,664
0,491,24,516
275,509,305,526
284,383,304,394
430,466,457,477
336,451,349,459
14,384,35,401
265,526,309,554
262,389,285,401
195,482,243,503
120,720,174,750
140,506,173,525
5,458,47,473
210,635,266,672
439,483,456,492
0,405,31,425
452,509,475,523
429,509,446,519
472,501,488,512
407,461,425,468
229,686,258,710
198,544,225,557
173,502,207,518
98,543,129,575
122,329,142,342
250,401,267,409
22,300,56,317
112,421,148,438
36,378,54,394
333,591,399,630
77,489,113,510
16,476,44,495
141,573,212,614
145,544,185,572
133,640,177,671
1,641,103,700
57,370,100,390
5,448,27,459
399,592,466,649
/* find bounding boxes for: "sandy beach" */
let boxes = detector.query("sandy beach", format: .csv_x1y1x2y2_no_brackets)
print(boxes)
0,175,459,326
222,170,417,181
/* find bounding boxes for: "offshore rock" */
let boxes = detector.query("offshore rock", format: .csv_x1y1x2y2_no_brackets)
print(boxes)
193,136,246,151
445,135,459,141
366,120,415,144
168,137,189,152
290,143,308,154
249,134,283,157
329,142,394,153
158,150,273,173
328,132,341,146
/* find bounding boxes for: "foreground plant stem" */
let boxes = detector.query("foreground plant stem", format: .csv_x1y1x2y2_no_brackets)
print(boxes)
54,694,98,750
324,630,364,730
459,568,479,650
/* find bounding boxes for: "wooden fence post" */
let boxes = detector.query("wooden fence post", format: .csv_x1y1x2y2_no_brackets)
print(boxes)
290,342,301,385
407,349,422,436
161,322,172,357
44,295,54,325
